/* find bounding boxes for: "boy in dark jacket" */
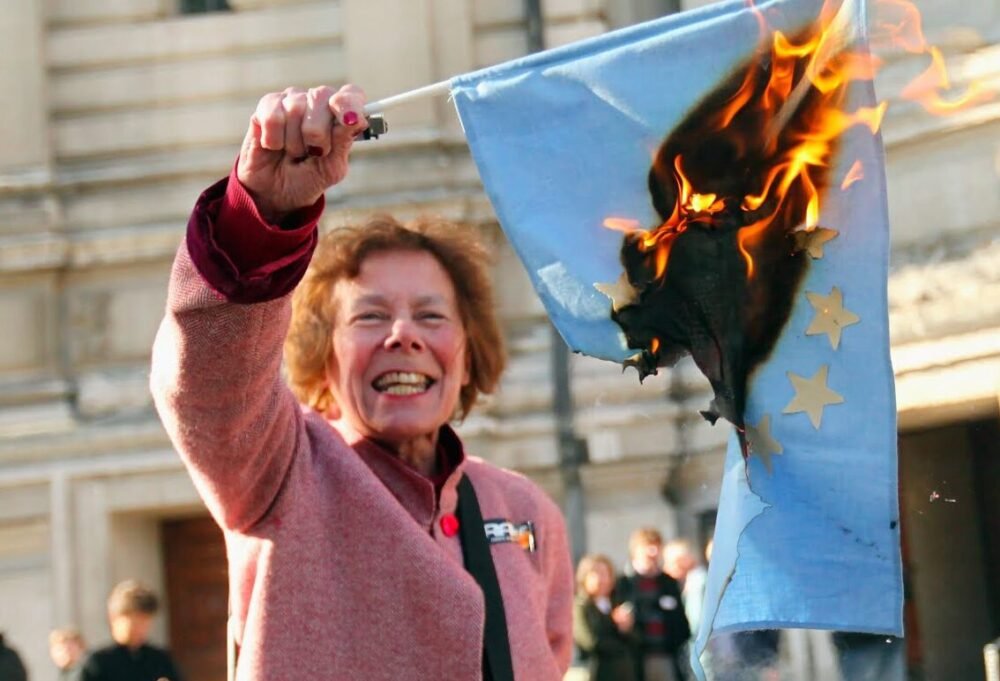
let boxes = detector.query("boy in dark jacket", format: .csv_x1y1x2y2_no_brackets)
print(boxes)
615,528,691,681
0,633,28,681
80,580,184,681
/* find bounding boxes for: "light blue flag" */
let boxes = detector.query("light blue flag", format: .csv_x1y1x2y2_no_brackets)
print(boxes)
450,0,902,675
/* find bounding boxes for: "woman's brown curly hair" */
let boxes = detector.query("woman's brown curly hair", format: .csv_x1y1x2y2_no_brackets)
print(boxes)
285,214,505,420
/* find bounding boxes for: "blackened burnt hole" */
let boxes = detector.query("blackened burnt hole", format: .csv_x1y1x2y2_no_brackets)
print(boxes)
613,24,840,431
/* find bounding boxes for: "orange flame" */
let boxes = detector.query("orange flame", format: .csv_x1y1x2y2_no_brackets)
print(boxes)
731,6,884,274
603,217,645,234
603,0,994,288
650,337,661,354
841,160,865,189
900,46,994,114
870,0,929,54
871,0,994,114
717,64,759,130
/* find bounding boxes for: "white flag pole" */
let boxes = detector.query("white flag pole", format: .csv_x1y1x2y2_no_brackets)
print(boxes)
362,79,452,115
764,0,860,143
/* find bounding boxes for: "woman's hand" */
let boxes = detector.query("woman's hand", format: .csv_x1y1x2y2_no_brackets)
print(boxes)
237,84,368,223
611,604,634,633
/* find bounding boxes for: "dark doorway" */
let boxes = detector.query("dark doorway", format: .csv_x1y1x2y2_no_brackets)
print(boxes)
899,416,1000,681
162,516,228,681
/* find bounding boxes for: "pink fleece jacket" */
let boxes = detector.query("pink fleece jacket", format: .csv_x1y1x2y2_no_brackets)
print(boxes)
150,174,574,681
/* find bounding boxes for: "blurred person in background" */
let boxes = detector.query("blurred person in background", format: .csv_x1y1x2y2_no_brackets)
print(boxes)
149,83,573,680
615,528,690,681
663,538,707,637
0,632,28,681
574,554,637,681
49,628,86,681
79,580,183,681
664,538,708,679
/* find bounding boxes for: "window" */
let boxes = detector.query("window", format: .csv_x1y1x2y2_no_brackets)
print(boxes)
179,0,230,15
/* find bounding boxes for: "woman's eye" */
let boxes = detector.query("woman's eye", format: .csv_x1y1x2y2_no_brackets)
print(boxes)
353,311,387,323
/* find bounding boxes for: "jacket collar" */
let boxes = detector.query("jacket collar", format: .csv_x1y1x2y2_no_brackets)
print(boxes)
338,424,467,530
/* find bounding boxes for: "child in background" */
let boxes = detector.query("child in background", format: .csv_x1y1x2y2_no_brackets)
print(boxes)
50,627,87,680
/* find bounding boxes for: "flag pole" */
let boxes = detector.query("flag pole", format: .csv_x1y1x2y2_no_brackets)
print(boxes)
764,0,860,143
363,79,452,115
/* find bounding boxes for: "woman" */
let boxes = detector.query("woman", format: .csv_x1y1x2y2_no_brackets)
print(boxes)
573,554,636,681
151,84,573,680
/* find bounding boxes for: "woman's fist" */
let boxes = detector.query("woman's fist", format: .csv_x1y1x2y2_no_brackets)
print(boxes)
237,84,367,223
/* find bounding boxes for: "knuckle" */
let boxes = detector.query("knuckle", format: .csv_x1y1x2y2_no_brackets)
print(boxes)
260,91,283,105
330,88,360,110
308,85,335,102
341,83,366,98
282,92,307,116
327,92,346,111
259,96,284,119
262,115,285,138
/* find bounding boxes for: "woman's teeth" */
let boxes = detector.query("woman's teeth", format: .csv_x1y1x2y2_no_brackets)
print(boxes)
384,384,427,395
374,371,432,394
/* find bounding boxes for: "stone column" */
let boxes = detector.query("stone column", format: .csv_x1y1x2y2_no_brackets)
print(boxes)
0,0,68,437
0,0,51,184
49,472,76,628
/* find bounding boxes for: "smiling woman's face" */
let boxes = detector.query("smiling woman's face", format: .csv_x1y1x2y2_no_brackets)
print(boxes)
326,249,469,449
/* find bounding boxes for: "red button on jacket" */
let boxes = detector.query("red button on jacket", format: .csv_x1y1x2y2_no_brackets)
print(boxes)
439,513,460,537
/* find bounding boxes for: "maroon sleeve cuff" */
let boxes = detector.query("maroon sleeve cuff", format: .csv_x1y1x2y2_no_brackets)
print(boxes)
185,164,324,304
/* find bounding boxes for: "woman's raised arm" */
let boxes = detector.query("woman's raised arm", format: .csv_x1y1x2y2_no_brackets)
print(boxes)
150,85,367,531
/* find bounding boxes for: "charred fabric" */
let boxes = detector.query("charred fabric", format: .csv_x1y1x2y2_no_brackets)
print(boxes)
608,25,843,457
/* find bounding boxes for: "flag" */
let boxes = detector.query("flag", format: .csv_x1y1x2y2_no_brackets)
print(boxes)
450,0,902,675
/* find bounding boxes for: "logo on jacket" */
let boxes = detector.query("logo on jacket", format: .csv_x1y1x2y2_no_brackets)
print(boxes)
483,519,536,553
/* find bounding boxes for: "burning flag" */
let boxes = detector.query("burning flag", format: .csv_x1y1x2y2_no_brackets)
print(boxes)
445,0,989,674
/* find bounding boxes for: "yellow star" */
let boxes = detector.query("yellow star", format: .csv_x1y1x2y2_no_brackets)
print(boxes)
805,287,860,350
746,414,783,474
792,227,838,259
783,364,844,429
594,273,639,312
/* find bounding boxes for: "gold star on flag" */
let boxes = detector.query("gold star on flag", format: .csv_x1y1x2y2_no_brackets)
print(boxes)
783,364,844,429
746,414,783,474
793,227,838,259
594,273,638,312
805,287,860,350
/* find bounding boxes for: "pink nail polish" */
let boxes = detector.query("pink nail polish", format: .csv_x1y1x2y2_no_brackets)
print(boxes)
343,111,359,126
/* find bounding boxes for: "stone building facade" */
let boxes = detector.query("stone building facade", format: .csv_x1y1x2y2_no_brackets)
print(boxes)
0,0,996,679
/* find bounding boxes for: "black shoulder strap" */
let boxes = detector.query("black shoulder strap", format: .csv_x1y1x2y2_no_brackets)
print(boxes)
456,475,515,681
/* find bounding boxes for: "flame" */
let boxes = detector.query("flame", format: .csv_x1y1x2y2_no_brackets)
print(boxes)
900,46,994,114
732,6,883,276
841,160,864,189
871,0,994,114
603,0,994,289
654,242,671,277
690,193,722,213
717,64,759,130
603,217,644,234
650,337,661,354
871,0,927,54
737,217,771,278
